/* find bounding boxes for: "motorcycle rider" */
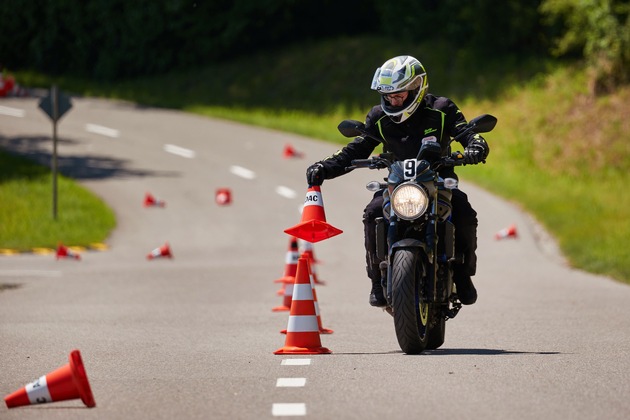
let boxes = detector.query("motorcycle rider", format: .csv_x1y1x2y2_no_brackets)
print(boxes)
306,55,489,307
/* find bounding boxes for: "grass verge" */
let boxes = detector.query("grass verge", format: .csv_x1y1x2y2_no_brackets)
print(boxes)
0,150,116,251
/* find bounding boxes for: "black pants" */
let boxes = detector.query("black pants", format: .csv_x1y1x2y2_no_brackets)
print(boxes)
362,188,478,284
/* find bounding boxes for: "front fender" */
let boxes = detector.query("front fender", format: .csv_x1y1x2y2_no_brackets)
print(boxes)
390,238,425,252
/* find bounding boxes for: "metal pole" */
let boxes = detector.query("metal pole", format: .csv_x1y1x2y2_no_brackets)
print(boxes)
52,85,58,220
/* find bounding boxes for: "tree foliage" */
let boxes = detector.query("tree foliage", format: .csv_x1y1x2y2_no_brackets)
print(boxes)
0,0,627,93
540,0,630,94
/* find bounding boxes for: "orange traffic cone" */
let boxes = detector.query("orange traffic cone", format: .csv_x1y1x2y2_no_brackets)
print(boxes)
275,237,300,296
301,241,325,285
274,256,331,354
56,243,81,260
283,144,304,159
300,240,321,264
495,224,518,240
144,192,166,207
272,281,294,312
282,254,332,334
284,186,342,243
4,349,96,408
147,242,173,259
215,188,232,205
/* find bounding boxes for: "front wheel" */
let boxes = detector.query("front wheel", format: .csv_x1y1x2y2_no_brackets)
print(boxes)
391,248,440,354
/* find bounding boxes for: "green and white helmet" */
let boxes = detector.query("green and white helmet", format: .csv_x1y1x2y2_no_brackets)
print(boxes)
371,55,429,123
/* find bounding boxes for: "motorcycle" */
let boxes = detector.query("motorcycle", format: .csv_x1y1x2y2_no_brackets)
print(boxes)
337,114,497,354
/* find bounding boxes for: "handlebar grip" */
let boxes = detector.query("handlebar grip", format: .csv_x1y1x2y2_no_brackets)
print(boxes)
350,159,373,167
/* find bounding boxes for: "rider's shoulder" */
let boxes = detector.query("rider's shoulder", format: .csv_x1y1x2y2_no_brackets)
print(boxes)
423,93,457,110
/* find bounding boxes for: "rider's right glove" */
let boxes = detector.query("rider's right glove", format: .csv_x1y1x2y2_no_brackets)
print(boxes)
463,145,485,164
306,162,326,186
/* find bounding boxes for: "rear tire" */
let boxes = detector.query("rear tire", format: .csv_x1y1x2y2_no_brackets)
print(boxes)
392,249,435,354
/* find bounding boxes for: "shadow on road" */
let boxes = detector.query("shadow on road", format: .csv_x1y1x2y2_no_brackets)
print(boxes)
334,348,563,356
423,348,562,356
0,135,179,180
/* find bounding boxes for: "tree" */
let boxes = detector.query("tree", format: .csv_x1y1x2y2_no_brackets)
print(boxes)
540,0,630,94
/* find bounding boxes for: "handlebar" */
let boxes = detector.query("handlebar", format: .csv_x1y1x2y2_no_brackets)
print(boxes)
347,151,471,172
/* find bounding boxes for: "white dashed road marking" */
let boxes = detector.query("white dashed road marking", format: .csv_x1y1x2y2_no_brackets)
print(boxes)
229,165,256,180
281,358,311,366
164,144,196,158
85,123,120,138
272,403,306,416
275,186,297,199
0,106,25,117
276,378,306,387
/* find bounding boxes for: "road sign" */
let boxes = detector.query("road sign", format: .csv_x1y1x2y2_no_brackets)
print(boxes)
38,85,73,219
38,87,72,122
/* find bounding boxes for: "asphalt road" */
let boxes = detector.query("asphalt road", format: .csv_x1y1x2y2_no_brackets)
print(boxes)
1,96,629,420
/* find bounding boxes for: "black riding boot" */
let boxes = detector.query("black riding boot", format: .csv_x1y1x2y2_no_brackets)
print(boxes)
453,222,479,305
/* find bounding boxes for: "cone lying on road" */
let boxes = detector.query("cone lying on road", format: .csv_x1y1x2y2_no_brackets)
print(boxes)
284,186,342,243
4,349,96,409
56,243,81,261
147,242,173,260
495,224,518,240
283,144,304,159
274,256,331,354
144,192,166,207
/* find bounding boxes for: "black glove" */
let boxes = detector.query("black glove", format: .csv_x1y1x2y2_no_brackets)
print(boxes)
306,163,326,186
463,145,485,164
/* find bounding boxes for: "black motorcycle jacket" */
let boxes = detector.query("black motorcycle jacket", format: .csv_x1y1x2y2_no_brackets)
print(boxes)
319,93,489,180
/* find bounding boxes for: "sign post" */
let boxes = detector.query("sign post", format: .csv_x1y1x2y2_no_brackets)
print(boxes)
38,85,72,220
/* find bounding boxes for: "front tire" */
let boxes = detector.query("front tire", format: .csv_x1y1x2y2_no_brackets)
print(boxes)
391,249,436,354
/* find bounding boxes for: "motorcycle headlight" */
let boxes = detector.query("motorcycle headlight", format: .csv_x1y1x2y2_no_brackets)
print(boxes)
391,182,429,220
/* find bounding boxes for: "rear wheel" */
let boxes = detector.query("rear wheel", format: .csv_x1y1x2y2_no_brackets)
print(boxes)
392,249,436,354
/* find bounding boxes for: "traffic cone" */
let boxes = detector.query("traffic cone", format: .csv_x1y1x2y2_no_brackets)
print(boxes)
272,281,293,312
144,192,166,207
283,144,304,159
56,243,81,260
301,241,325,285
274,256,331,354
495,224,518,240
284,186,342,243
282,254,332,334
4,349,96,408
300,240,321,264
275,237,299,296
215,188,232,205
147,242,173,259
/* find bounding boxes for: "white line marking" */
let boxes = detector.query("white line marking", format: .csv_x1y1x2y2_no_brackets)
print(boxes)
275,186,297,199
276,378,306,387
272,403,306,416
0,106,25,117
85,123,120,138
229,165,256,180
164,144,196,158
0,270,62,277
281,359,311,366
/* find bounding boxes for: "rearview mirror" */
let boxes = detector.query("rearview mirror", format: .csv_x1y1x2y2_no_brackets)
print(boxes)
468,114,497,134
337,120,366,138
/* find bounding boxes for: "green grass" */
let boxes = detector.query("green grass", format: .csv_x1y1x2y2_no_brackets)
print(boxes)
0,150,115,251
7,35,630,283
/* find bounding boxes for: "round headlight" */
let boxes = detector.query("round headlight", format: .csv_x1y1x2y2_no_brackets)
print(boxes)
391,183,429,220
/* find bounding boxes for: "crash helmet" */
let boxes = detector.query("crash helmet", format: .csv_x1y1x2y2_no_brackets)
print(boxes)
371,55,429,123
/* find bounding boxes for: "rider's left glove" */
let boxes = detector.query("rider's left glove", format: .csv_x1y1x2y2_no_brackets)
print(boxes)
306,163,327,186
463,145,485,164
